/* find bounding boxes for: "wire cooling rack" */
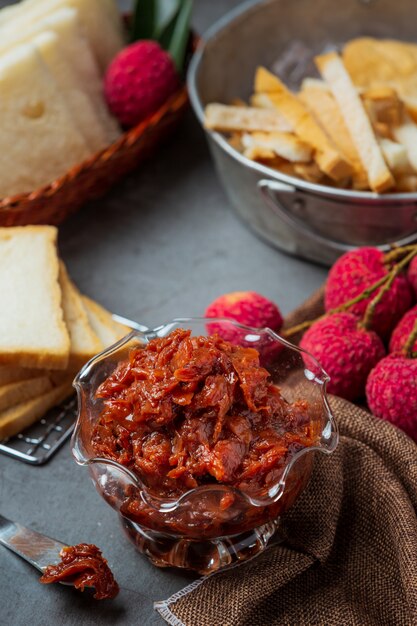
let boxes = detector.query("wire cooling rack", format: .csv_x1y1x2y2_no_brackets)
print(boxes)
0,315,145,466
0,396,78,465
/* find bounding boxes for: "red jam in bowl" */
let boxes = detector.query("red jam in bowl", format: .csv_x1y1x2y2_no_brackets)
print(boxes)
91,329,319,538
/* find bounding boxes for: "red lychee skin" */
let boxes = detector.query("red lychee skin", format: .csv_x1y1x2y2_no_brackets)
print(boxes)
206,291,283,335
104,41,179,127
408,256,417,299
389,305,417,354
366,354,417,441
324,247,413,338
205,291,284,359
300,312,385,401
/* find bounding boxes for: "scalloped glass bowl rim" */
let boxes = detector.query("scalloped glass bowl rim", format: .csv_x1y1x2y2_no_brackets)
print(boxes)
71,317,338,511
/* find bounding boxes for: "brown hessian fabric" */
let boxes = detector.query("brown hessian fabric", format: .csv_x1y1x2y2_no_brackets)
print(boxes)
156,289,417,626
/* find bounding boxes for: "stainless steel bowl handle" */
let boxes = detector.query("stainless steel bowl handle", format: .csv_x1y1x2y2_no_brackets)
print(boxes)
258,179,353,255
258,179,417,253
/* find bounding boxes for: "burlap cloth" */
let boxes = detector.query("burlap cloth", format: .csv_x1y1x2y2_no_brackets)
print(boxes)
155,289,417,626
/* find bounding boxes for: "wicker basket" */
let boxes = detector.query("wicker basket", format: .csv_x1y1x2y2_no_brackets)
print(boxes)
0,40,194,227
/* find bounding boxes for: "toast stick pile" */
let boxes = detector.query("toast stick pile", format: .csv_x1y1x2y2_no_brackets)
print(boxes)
204,38,417,193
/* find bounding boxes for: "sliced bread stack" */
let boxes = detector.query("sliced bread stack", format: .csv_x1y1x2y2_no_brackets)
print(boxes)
0,225,131,440
0,0,124,198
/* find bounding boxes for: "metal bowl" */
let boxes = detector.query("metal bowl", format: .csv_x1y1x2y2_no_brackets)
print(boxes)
188,0,417,265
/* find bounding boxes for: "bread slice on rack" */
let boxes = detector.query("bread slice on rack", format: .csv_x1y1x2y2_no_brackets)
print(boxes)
59,263,103,370
82,296,132,346
0,379,73,440
0,376,52,412
0,226,70,369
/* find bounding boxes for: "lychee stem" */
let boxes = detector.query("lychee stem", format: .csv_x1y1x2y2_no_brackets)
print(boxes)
362,247,417,330
284,246,417,339
404,319,417,359
384,244,417,265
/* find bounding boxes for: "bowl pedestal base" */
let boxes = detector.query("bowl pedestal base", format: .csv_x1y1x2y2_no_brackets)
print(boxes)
120,516,281,575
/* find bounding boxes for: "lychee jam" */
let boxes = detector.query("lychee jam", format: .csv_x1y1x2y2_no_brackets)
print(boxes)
91,329,318,537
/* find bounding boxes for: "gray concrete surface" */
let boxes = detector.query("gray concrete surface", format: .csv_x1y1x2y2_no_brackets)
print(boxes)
0,1,326,624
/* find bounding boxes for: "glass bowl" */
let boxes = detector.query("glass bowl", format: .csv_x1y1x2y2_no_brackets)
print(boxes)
72,318,338,575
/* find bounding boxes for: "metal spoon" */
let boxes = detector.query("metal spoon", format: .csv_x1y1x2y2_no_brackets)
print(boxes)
0,513,71,584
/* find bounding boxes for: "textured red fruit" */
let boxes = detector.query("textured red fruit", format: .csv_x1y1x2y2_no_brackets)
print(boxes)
206,291,283,332
300,312,385,401
389,305,417,354
205,291,284,359
324,247,413,338
366,354,417,440
408,256,417,298
104,41,179,127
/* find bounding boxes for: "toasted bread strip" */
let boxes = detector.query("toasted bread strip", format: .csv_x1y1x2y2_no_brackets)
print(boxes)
300,85,368,189
378,138,411,175
0,376,52,412
204,104,291,133
392,115,417,172
343,38,417,102
81,296,132,345
315,52,394,193
0,380,73,440
250,93,279,110
59,263,103,370
242,132,312,163
362,87,403,127
395,174,417,192
254,67,353,181
0,226,70,369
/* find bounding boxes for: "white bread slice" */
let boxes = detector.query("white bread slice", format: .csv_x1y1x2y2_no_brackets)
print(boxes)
0,365,42,386
0,0,125,73
0,7,120,144
59,263,103,370
300,85,368,189
0,226,70,369
0,376,52,412
204,104,292,133
254,67,353,181
0,42,91,197
82,296,132,346
242,132,312,163
315,52,394,193
33,31,108,152
0,380,73,440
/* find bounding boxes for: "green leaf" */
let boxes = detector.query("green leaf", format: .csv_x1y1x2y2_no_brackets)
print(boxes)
131,0,157,42
167,0,193,72
155,0,180,36
158,2,181,51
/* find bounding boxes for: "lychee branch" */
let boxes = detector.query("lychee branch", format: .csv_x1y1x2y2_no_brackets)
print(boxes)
384,244,417,265
404,319,417,359
362,248,417,330
283,246,417,340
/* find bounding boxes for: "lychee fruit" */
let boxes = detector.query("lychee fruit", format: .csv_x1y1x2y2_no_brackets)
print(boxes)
366,354,417,440
104,41,179,127
324,247,413,338
299,312,385,401
408,256,417,298
205,291,284,359
389,305,417,354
